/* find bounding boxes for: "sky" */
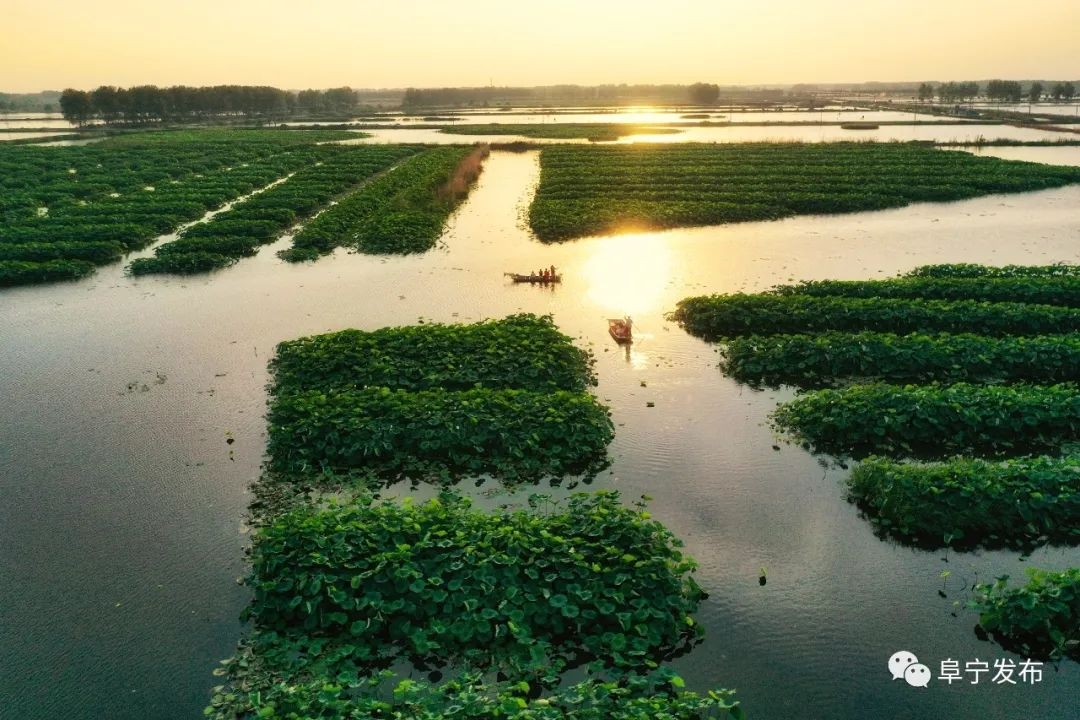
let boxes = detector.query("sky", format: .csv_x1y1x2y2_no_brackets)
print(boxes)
4,0,1079,92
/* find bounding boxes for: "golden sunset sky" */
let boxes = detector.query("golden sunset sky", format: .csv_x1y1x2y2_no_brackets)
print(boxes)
4,0,1078,92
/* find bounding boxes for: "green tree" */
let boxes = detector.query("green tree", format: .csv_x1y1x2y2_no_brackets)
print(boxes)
59,88,93,126
1028,81,1044,102
987,79,1023,102
91,85,121,122
917,82,935,102
323,87,358,113
688,82,720,105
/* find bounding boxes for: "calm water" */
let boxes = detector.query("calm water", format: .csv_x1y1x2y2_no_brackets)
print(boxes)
2,150,1079,719
344,123,1079,146
972,102,1080,116
349,109,940,126
0,131,74,142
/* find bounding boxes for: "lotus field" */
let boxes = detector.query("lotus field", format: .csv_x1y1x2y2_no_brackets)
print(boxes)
207,315,740,719
721,331,1080,388
1,131,489,284
270,313,596,395
244,493,705,678
848,457,1080,550
280,145,486,261
528,143,1080,240
129,144,419,274
266,314,613,486
774,275,1080,307
973,569,1080,662
675,264,1080,656
0,130,355,285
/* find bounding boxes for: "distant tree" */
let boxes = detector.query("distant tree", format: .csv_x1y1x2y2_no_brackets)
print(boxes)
129,85,164,122
935,81,978,104
297,89,324,112
323,87,358,113
59,89,93,126
986,79,1023,102
917,83,934,102
91,85,122,122
938,82,959,102
402,88,422,108
688,82,720,105
1062,81,1076,101
1028,81,1044,103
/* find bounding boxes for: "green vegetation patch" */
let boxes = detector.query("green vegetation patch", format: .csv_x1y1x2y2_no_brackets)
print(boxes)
215,315,726,718
267,315,611,486
721,332,1080,388
282,146,485,260
440,124,681,141
207,669,741,720
98,128,358,146
909,263,1080,280
0,240,124,264
775,275,1080,308
246,492,704,677
679,263,1080,551
974,568,1080,661
529,143,1080,240
0,259,95,286
0,131,340,286
130,145,419,275
271,314,595,395
773,382,1080,459
670,294,1080,341
847,456,1080,549
268,387,613,484
128,251,237,276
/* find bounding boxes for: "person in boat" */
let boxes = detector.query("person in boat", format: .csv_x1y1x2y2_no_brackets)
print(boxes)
543,268,550,281
549,264,556,279
529,270,537,280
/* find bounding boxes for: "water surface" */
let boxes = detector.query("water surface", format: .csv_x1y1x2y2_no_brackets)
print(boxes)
344,123,1079,145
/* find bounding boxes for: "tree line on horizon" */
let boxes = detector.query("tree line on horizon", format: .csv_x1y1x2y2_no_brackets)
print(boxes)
58,85,366,126
917,80,1075,103
400,83,789,109
47,79,1080,125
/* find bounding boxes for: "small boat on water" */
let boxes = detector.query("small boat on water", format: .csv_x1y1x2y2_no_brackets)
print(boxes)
505,272,562,284
608,316,633,344
840,122,880,130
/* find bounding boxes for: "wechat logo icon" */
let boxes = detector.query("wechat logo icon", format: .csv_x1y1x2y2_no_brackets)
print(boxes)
889,650,931,688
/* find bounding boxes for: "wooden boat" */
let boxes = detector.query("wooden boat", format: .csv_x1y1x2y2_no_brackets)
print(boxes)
840,122,880,130
505,272,562,284
608,316,633,344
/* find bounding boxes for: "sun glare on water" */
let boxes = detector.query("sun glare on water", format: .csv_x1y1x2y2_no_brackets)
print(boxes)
582,232,674,318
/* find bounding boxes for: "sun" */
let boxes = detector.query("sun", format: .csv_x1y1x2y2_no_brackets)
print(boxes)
581,232,673,316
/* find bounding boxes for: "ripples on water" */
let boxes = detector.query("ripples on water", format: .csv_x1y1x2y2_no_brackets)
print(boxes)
1,150,1079,719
